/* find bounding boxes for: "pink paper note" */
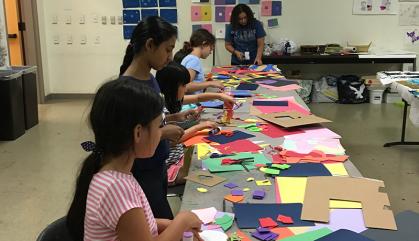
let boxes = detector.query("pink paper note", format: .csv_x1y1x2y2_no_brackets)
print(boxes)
259,84,301,91
261,1,273,16
192,207,218,224
225,6,234,22
191,6,202,21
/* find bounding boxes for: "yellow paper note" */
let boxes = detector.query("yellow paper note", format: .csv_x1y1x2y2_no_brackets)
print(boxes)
246,177,255,182
197,187,208,193
243,188,250,192
276,177,362,208
197,143,212,160
324,163,349,176
256,179,272,186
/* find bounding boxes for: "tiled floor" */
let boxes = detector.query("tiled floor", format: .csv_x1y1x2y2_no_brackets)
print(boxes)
1,99,418,241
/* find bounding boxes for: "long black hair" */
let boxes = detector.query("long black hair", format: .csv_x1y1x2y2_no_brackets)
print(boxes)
66,78,164,241
119,16,178,76
174,28,215,64
156,62,190,114
230,4,256,30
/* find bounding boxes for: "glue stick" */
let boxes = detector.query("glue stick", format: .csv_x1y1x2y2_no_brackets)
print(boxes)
183,232,193,241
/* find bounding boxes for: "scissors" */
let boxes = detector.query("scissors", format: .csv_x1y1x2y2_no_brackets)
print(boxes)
221,157,254,172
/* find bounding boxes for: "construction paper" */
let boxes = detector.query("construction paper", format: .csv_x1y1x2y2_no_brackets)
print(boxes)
256,179,272,186
231,189,244,196
203,152,269,172
141,9,158,19
201,100,224,108
259,83,301,91
252,189,266,199
197,143,216,160
261,1,273,16
192,207,218,224
277,150,348,164
301,177,397,230
310,209,367,233
281,139,346,156
159,0,176,7
260,167,280,175
271,164,291,169
317,229,374,241
270,227,294,240
200,230,229,241
238,0,260,3
213,139,263,155
123,10,140,24
123,0,141,8
272,1,282,16
224,182,239,189
230,90,253,97
252,97,310,115
215,6,227,22
192,24,213,33
183,134,210,147
215,214,234,231
233,230,252,241
275,177,363,209
200,5,212,21
237,83,259,90
233,203,315,228
361,211,419,241
197,187,208,193
260,123,304,138
224,194,245,203
160,9,177,23
280,228,332,241
324,163,349,176
257,227,270,233
259,217,278,228
262,79,299,87
191,6,202,21
253,100,288,106
184,170,226,187
296,126,342,139
140,0,158,8
205,130,255,144
123,25,136,39
266,163,332,177
251,230,279,241
278,215,294,224
258,111,331,128
201,224,222,232
256,79,277,85
225,6,234,22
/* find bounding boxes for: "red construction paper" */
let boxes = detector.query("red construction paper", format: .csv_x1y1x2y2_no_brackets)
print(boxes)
259,217,278,228
183,134,211,147
213,139,262,154
277,215,294,224
270,227,294,240
261,123,304,138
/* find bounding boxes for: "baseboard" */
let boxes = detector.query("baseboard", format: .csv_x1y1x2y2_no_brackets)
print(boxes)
45,93,94,101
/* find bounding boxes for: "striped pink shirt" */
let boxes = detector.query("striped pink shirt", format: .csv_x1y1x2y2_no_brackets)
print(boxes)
84,170,158,241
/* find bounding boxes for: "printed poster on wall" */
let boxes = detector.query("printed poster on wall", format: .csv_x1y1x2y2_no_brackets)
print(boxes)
399,2,419,26
353,0,398,15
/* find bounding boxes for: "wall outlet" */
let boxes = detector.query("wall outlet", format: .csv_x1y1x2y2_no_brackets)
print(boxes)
80,35,87,45
110,16,116,25
65,15,72,24
94,35,101,44
67,35,73,44
52,15,58,24
79,15,86,24
101,16,107,25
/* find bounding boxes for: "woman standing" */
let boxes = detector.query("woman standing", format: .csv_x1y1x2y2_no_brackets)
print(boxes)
225,4,266,65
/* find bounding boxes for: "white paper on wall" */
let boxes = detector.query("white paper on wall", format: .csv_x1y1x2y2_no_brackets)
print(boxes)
353,0,398,15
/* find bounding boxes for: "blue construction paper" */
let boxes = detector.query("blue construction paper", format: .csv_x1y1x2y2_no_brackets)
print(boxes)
141,9,158,19
123,25,136,39
317,229,375,241
272,1,282,16
123,10,140,24
233,203,315,228
253,100,288,107
123,0,141,8
266,163,332,177
230,90,252,97
236,83,259,91
200,100,224,109
213,75,231,80
205,130,255,144
160,9,177,23
140,0,158,7
159,0,176,7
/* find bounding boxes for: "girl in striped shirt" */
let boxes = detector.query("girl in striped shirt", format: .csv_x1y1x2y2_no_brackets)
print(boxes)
66,78,203,241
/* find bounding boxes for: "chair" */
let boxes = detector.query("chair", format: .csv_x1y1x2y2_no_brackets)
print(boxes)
36,216,73,241
167,146,195,200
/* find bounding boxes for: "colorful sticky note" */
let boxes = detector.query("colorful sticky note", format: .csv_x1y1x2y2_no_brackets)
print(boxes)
160,9,177,23
259,217,278,228
159,0,176,7
224,182,239,189
140,0,158,8
123,10,140,24
197,187,208,193
278,215,294,224
141,9,158,19
256,179,272,186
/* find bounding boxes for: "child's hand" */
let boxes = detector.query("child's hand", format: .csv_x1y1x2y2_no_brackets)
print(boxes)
178,211,203,233
234,50,245,61
219,93,235,107
161,124,184,143
207,80,225,90
182,109,201,121
198,121,218,130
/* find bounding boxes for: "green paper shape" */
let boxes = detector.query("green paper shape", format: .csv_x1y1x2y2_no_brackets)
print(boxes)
271,164,291,170
260,167,280,175
280,228,332,241
215,214,234,231
238,123,257,128
203,153,270,173
248,127,262,132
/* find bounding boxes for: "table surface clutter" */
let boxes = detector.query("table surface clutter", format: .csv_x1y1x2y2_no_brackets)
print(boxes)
176,65,417,241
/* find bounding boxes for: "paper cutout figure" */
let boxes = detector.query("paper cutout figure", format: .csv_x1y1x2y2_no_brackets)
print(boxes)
160,9,177,23
197,187,208,193
231,189,244,196
225,194,245,203
278,215,294,224
301,176,397,230
224,182,239,189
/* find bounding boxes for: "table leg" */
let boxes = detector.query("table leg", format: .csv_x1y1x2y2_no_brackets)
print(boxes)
384,99,419,147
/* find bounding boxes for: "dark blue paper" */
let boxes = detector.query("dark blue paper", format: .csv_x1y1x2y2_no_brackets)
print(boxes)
264,79,298,87
123,25,136,39
200,100,224,109
253,100,288,107
160,9,177,23
266,163,332,177
230,90,252,97
317,229,375,241
205,130,255,144
272,1,282,16
236,83,259,91
141,9,158,19
140,0,158,7
159,0,176,7
233,203,315,228
123,10,140,24
123,0,141,8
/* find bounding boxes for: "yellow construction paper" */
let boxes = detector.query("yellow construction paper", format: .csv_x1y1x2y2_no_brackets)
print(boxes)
324,163,349,176
197,187,208,193
276,177,362,208
246,177,255,182
243,188,250,192
256,179,272,186
197,143,215,160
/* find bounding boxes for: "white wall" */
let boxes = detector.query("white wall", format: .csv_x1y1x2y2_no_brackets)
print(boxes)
37,0,419,94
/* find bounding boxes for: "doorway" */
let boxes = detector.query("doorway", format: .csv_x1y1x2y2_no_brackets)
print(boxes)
4,0,23,65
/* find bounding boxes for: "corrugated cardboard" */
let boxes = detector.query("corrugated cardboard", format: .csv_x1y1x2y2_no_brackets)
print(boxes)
257,111,331,128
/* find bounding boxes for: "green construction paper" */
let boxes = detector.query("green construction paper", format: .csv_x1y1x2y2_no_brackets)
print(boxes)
238,123,257,128
280,228,332,241
203,153,270,173
271,164,291,170
260,167,280,175
215,214,234,231
247,127,262,132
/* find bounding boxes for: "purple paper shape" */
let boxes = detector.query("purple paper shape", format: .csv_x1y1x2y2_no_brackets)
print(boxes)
309,209,367,233
231,189,244,196
224,182,239,189
251,231,279,241
252,190,266,199
215,7,226,22
256,79,277,85
272,1,282,16
256,227,270,233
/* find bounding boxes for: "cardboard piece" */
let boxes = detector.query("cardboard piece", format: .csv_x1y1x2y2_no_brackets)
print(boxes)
280,228,333,241
317,229,374,241
224,194,245,203
236,83,259,90
233,203,315,229
184,170,226,187
275,177,363,209
361,211,419,241
301,176,397,230
205,130,255,144
213,139,263,155
258,111,331,128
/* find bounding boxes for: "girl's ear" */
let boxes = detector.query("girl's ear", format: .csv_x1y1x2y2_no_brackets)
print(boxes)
145,38,155,52
133,124,143,144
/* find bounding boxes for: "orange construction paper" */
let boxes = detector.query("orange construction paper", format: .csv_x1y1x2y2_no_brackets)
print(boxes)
270,227,295,240
235,230,252,241
224,194,244,203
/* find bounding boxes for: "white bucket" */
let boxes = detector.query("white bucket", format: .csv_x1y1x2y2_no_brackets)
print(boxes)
369,89,384,104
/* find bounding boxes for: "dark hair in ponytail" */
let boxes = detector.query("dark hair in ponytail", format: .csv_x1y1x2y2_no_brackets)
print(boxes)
66,78,164,241
174,28,216,64
156,62,190,114
119,16,178,76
